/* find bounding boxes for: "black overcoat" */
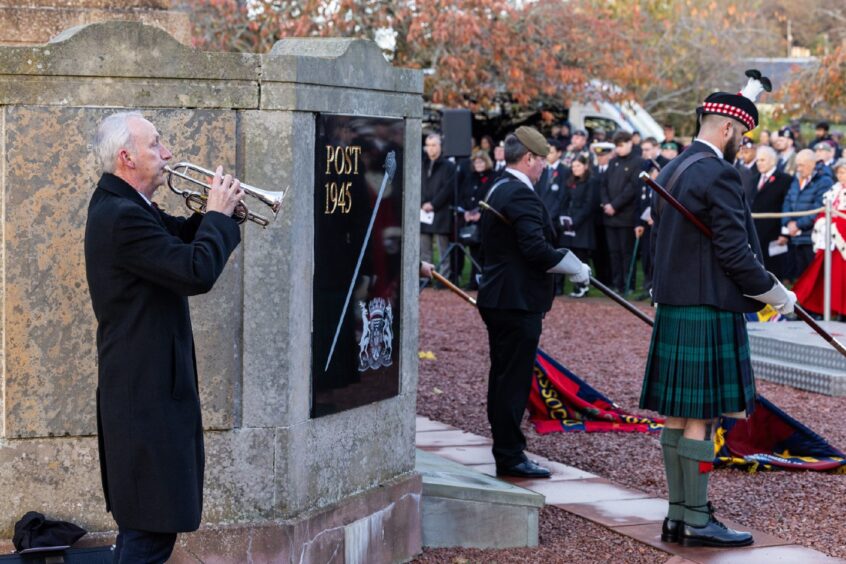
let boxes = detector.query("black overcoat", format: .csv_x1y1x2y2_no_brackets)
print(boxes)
650,142,772,312
477,172,565,313
534,163,570,223
600,152,645,227
750,170,792,276
421,156,456,235
560,175,600,250
85,173,241,533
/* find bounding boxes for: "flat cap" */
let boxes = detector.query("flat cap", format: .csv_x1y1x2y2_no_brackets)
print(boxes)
515,126,550,157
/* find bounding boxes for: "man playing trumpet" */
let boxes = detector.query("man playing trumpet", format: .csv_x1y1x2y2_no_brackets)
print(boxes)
85,111,243,563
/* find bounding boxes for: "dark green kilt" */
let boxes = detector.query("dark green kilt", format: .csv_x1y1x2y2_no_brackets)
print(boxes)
639,304,756,419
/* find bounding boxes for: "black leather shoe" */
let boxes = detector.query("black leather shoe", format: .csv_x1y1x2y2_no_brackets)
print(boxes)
496,460,551,478
681,502,753,548
661,518,682,543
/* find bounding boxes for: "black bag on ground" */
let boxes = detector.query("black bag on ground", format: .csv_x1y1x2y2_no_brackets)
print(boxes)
12,511,86,553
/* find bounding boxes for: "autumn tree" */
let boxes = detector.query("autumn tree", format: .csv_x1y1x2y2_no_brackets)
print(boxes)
183,0,649,115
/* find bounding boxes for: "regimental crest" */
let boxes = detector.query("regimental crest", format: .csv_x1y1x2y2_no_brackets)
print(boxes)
357,298,394,372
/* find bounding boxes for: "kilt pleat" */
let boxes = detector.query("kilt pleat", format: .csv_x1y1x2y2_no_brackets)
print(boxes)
639,304,756,419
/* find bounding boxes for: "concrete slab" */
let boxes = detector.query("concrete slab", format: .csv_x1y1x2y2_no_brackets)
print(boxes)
427,445,495,465
417,449,543,549
416,450,544,508
558,497,669,527
415,416,455,432
415,429,492,449
522,477,650,505
682,544,844,564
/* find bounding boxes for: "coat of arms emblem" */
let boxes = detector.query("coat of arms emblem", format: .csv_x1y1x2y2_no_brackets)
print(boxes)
358,297,394,371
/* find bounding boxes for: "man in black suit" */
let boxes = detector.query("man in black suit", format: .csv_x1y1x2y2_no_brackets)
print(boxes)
421,133,457,281
751,145,792,279
85,112,243,563
477,127,590,479
600,131,645,293
734,136,758,204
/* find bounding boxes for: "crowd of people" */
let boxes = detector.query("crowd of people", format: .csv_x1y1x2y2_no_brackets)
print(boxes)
421,118,846,317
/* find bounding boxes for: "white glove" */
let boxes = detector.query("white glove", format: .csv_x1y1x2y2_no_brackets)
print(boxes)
569,262,591,285
745,273,797,315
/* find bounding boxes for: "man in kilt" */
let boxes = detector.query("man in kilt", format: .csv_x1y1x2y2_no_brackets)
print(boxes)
640,74,797,548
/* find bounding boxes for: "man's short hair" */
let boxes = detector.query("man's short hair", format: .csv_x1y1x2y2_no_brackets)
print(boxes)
93,111,144,174
832,158,846,174
547,138,564,152
504,134,529,165
642,137,659,146
816,121,830,131
612,130,633,145
425,132,442,145
796,148,816,164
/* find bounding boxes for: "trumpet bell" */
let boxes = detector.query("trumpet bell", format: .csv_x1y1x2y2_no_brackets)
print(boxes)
164,161,286,227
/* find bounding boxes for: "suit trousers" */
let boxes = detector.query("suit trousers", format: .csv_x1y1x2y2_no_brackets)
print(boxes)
605,225,636,291
113,528,177,564
420,232,451,280
479,307,543,468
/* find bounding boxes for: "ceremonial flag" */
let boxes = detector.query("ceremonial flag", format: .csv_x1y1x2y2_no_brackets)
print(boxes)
715,395,846,472
745,303,785,323
528,348,663,433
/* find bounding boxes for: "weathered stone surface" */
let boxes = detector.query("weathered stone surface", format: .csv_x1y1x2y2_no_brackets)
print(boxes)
264,38,423,95
0,7,191,46
261,83,423,117
0,436,113,536
422,497,540,549
241,110,315,429
3,106,240,437
0,21,258,80
274,397,417,517
0,75,258,108
6,1,171,8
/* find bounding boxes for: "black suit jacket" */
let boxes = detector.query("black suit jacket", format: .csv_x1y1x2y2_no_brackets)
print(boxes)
561,175,600,249
650,142,772,312
734,161,758,205
421,156,456,234
600,152,645,227
477,172,565,312
751,170,792,269
85,173,241,532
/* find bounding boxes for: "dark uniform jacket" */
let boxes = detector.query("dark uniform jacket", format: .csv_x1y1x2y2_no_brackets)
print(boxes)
560,174,600,250
650,141,772,313
421,155,457,235
734,161,758,205
600,152,645,227
534,162,570,228
477,171,566,313
85,173,241,532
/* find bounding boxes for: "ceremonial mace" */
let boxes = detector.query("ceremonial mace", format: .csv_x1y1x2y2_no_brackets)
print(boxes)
639,171,846,359
477,201,654,327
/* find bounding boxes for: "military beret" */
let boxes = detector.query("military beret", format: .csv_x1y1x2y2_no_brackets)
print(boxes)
698,91,759,131
515,126,549,157
814,140,836,152
591,142,615,155
778,127,795,141
740,136,754,148
661,141,681,152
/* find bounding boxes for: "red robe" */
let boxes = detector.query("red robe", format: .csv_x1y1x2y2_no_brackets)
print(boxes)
793,183,846,315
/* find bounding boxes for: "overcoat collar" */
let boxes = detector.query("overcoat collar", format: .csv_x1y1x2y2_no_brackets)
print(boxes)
97,173,165,227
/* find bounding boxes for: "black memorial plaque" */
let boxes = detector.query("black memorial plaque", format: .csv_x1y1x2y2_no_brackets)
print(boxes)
311,114,405,418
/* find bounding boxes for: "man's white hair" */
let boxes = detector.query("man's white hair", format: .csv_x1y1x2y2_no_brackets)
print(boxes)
756,145,777,163
93,111,144,174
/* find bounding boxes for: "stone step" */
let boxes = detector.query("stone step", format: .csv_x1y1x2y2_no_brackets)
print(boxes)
416,449,544,549
747,320,846,396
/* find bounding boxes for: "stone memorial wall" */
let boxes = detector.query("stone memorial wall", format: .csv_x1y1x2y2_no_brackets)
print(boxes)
0,21,423,562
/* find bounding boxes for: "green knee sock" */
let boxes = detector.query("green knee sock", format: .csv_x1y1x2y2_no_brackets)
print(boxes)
660,428,685,521
678,436,716,527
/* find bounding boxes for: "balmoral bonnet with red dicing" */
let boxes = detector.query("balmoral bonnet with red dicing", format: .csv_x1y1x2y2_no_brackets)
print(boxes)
695,69,772,132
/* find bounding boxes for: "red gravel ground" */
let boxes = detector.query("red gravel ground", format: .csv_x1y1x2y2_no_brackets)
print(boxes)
415,289,846,561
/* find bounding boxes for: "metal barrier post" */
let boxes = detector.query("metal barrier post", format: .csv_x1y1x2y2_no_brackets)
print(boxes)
824,196,833,322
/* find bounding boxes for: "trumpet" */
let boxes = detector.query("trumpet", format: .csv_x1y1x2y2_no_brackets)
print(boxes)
164,162,286,228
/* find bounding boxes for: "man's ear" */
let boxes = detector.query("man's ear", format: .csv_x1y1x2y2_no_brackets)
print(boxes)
118,148,134,169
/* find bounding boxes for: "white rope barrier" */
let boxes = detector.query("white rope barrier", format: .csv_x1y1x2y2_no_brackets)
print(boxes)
751,208,824,219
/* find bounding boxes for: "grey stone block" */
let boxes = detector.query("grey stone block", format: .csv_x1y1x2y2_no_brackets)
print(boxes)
261,82,422,117
264,38,423,95
423,497,539,549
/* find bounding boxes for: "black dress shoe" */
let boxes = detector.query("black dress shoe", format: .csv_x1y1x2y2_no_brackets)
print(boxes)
681,503,753,548
661,518,682,543
496,460,551,478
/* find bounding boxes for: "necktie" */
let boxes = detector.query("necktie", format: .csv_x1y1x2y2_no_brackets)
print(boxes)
757,176,766,191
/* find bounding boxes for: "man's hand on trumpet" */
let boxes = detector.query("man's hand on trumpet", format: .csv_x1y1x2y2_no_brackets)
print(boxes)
205,165,245,218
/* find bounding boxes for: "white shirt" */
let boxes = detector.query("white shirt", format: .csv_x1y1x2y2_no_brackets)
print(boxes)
505,167,534,191
137,190,153,207
695,138,724,160
758,167,776,190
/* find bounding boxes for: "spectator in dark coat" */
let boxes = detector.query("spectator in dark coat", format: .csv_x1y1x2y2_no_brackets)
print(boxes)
591,142,615,286
421,132,457,279
635,159,659,298
461,150,495,289
734,136,758,204
561,154,600,297
641,137,668,169
535,139,569,226
779,149,834,281
601,130,646,292
752,145,792,279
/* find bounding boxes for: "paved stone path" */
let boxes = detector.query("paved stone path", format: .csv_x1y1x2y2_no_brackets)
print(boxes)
417,415,844,564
